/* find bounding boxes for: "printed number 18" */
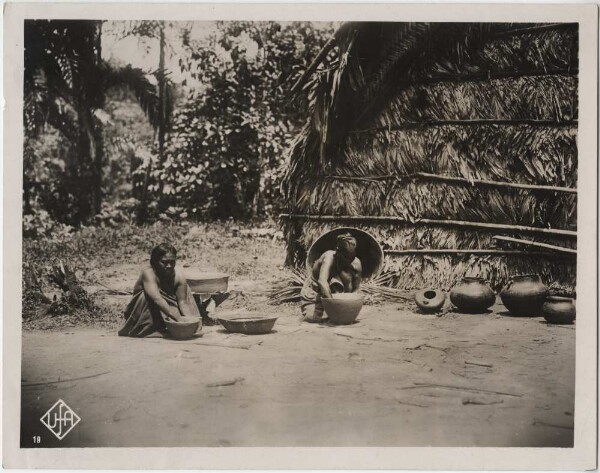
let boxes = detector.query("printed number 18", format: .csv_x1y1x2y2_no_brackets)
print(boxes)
33,436,41,444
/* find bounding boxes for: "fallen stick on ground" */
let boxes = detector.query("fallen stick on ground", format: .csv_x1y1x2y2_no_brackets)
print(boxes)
402,382,523,397
94,281,133,295
145,339,255,350
396,400,429,408
451,371,475,379
193,342,253,350
207,377,245,388
464,360,493,368
462,399,504,406
334,333,407,342
22,370,111,387
407,344,449,352
533,419,574,430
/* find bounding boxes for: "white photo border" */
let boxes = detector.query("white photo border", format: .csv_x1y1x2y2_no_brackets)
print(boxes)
3,2,597,469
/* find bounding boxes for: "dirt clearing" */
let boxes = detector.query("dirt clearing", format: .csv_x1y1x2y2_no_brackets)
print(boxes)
20,223,574,447
21,303,574,447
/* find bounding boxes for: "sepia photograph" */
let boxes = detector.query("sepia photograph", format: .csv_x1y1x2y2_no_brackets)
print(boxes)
3,2,598,470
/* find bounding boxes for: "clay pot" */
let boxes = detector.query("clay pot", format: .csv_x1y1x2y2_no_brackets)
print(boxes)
542,296,576,324
414,288,446,313
165,318,201,340
500,274,548,316
218,315,278,334
321,293,364,325
450,277,495,313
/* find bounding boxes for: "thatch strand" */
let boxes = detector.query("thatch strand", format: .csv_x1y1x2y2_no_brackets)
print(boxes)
320,172,576,194
281,214,576,238
491,235,577,254
408,28,577,82
373,76,577,128
385,249,574,257
490,23,577,39
288,179,576,228
341,126,577,188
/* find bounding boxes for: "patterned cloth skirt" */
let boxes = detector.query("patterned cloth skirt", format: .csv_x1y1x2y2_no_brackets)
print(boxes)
118,285,200,338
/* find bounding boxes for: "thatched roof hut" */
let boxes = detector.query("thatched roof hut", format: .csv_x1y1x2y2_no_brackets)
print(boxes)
281,22,577,294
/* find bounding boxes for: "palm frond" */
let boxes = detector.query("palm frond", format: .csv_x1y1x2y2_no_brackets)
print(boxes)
102,64,162,130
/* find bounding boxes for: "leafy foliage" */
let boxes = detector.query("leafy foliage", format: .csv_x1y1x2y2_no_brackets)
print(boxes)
23,20,335,230
150,21,334,219
24,20,162,226
24,20,106,223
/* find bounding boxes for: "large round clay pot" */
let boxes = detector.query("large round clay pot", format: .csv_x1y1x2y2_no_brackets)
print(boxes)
321,293,364,325
500,274,548,316
542,296,576,324
450,277,495,314
414,288,446,313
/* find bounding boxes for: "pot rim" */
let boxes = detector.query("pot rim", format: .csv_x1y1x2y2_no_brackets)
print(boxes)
218,316,278,323
512,273,541,281
420,288,442,297
461,277,486,283
185,271,229,280
545,296,574,302
322,297,364,304
165,318,201,325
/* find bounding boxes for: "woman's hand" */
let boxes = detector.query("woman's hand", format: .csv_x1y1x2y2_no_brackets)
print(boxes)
174,273,198,318
166,308,182,322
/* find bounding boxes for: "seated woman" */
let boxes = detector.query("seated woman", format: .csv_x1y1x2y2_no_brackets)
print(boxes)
118,243,201,337
300,233,362,323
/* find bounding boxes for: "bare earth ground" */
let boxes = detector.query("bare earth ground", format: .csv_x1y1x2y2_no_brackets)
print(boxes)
21,225,575,448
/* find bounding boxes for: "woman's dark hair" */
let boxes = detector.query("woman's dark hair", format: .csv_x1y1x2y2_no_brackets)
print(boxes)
150,243,177,269
336,233,357,257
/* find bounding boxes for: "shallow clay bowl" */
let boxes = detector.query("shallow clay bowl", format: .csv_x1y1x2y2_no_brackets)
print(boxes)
322,293,364,325
165,318,201,340
185,271,229,293
218,315,278,335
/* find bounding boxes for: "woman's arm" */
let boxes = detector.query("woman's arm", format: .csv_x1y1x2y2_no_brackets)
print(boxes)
351,259,363,293
142,269,181,321
317,252,334,299
174,273,196,318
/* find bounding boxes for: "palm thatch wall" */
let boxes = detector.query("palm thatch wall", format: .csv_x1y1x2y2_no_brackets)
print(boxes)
282,22,578,295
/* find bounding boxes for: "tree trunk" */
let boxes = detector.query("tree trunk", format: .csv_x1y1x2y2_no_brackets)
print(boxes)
73,20,104,223
92,122,104,215
23,179,32,214
138,22,166,223
137,161,153,225
157,23,167,169
91,21,104,216
75,106,97,222
251,149,264,218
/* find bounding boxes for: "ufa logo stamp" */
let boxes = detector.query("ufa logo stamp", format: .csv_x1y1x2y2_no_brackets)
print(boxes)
40,400,81,440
